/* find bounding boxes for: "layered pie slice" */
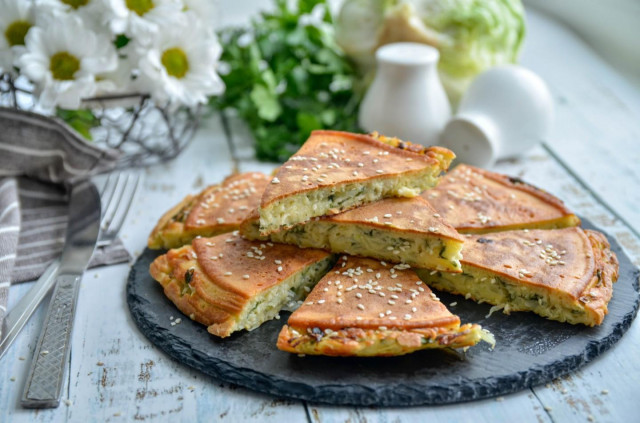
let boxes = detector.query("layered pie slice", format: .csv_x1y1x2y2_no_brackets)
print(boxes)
259,130,455,235
149,232,335,337
242,196,464,272
277,256,492,356
416,228,618,326
424,164,580,233
148,172,269,249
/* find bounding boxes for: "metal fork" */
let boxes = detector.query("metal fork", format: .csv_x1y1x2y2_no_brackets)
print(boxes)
0,171,141,360
97,171,141,248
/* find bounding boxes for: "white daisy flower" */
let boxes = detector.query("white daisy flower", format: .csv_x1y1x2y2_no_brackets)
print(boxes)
18,14,118,109
35,0,106,27
0,0,36,73
104,0,182,45
134,13,224,108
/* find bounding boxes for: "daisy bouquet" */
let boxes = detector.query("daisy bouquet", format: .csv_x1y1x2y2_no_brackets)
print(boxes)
0,0,224,165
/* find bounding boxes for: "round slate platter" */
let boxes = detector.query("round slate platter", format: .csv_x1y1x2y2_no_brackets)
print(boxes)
127,220,639,406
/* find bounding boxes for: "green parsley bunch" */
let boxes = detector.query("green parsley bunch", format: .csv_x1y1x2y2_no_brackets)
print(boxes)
214,0,362,162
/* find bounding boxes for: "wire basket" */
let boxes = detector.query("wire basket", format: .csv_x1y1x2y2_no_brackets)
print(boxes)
0,72,200,169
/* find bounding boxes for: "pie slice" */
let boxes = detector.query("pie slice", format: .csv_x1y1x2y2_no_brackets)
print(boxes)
242,196,464,272
259,130,455,235
277,256,492,356
149,232,335,337
416,228,619,326
148,172,269,249
423,164,580,233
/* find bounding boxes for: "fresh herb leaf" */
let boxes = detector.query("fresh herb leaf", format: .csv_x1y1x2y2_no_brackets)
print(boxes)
296,111,322,134
56,108,100,140
185,268,195,284
250,84,282,121
114,34,130,49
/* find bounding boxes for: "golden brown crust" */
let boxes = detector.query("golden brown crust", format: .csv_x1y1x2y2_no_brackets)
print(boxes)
147,194,197,249
276,256,490,356
149,245,235,332
368,131,457,159
276,323,486,357
461,228,593,299
192,234,330,299
184,172,269,231
147,172,269,249
260,130,455,208
327,196,463,241
459,227,618,325
149,232,332,337
580,229,619,324
286,256,460,331
424,164,580,233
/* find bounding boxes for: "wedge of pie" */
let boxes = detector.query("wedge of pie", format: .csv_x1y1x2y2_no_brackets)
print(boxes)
149,232,335,337
277,255,492,356
242,196,464,272
259,130,455,235
416,228,618,326
148,172,269,249
423,164,580,233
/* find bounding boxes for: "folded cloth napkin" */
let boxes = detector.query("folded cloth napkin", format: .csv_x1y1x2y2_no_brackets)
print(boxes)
0,107,130,336
0,178,20,330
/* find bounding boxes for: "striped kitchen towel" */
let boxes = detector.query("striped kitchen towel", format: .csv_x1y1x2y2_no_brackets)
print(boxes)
9,177,132,283
0,178,20,332
0,107,130,336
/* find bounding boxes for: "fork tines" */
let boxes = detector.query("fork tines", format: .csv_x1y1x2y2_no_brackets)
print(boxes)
98,171,141,248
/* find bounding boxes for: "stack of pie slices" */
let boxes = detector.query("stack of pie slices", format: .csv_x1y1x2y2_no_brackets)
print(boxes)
148,131,618,357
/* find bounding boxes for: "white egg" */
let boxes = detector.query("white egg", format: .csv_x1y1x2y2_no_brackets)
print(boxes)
440,65,554,168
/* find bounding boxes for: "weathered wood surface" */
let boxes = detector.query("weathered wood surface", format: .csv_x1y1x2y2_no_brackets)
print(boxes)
1,5,639,423
521,10,640,240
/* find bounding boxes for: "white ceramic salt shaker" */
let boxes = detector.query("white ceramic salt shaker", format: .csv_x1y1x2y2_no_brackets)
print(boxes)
439,65,554,168
358,43,451,146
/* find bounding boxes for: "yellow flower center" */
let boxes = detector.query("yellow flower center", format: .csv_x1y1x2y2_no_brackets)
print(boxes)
50,52,81,81
125,0,154,16
161,47,189,79
60,0,90,9
5,20,31,47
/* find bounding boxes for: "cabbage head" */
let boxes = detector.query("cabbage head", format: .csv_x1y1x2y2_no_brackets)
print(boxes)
335,0,526,106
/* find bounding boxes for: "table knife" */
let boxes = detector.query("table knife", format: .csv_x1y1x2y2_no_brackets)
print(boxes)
20,181,101,409
0,259,60,360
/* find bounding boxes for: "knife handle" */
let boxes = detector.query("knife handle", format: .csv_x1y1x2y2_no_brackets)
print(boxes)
21,274,82,408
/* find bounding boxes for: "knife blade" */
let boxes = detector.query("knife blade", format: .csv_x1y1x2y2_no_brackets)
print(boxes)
20,181,101,408
0,259,60,360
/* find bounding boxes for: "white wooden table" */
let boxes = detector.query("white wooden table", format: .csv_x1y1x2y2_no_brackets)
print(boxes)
1,6,639,423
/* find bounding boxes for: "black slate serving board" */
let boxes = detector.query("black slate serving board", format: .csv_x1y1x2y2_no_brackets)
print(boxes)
127,220,639,406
